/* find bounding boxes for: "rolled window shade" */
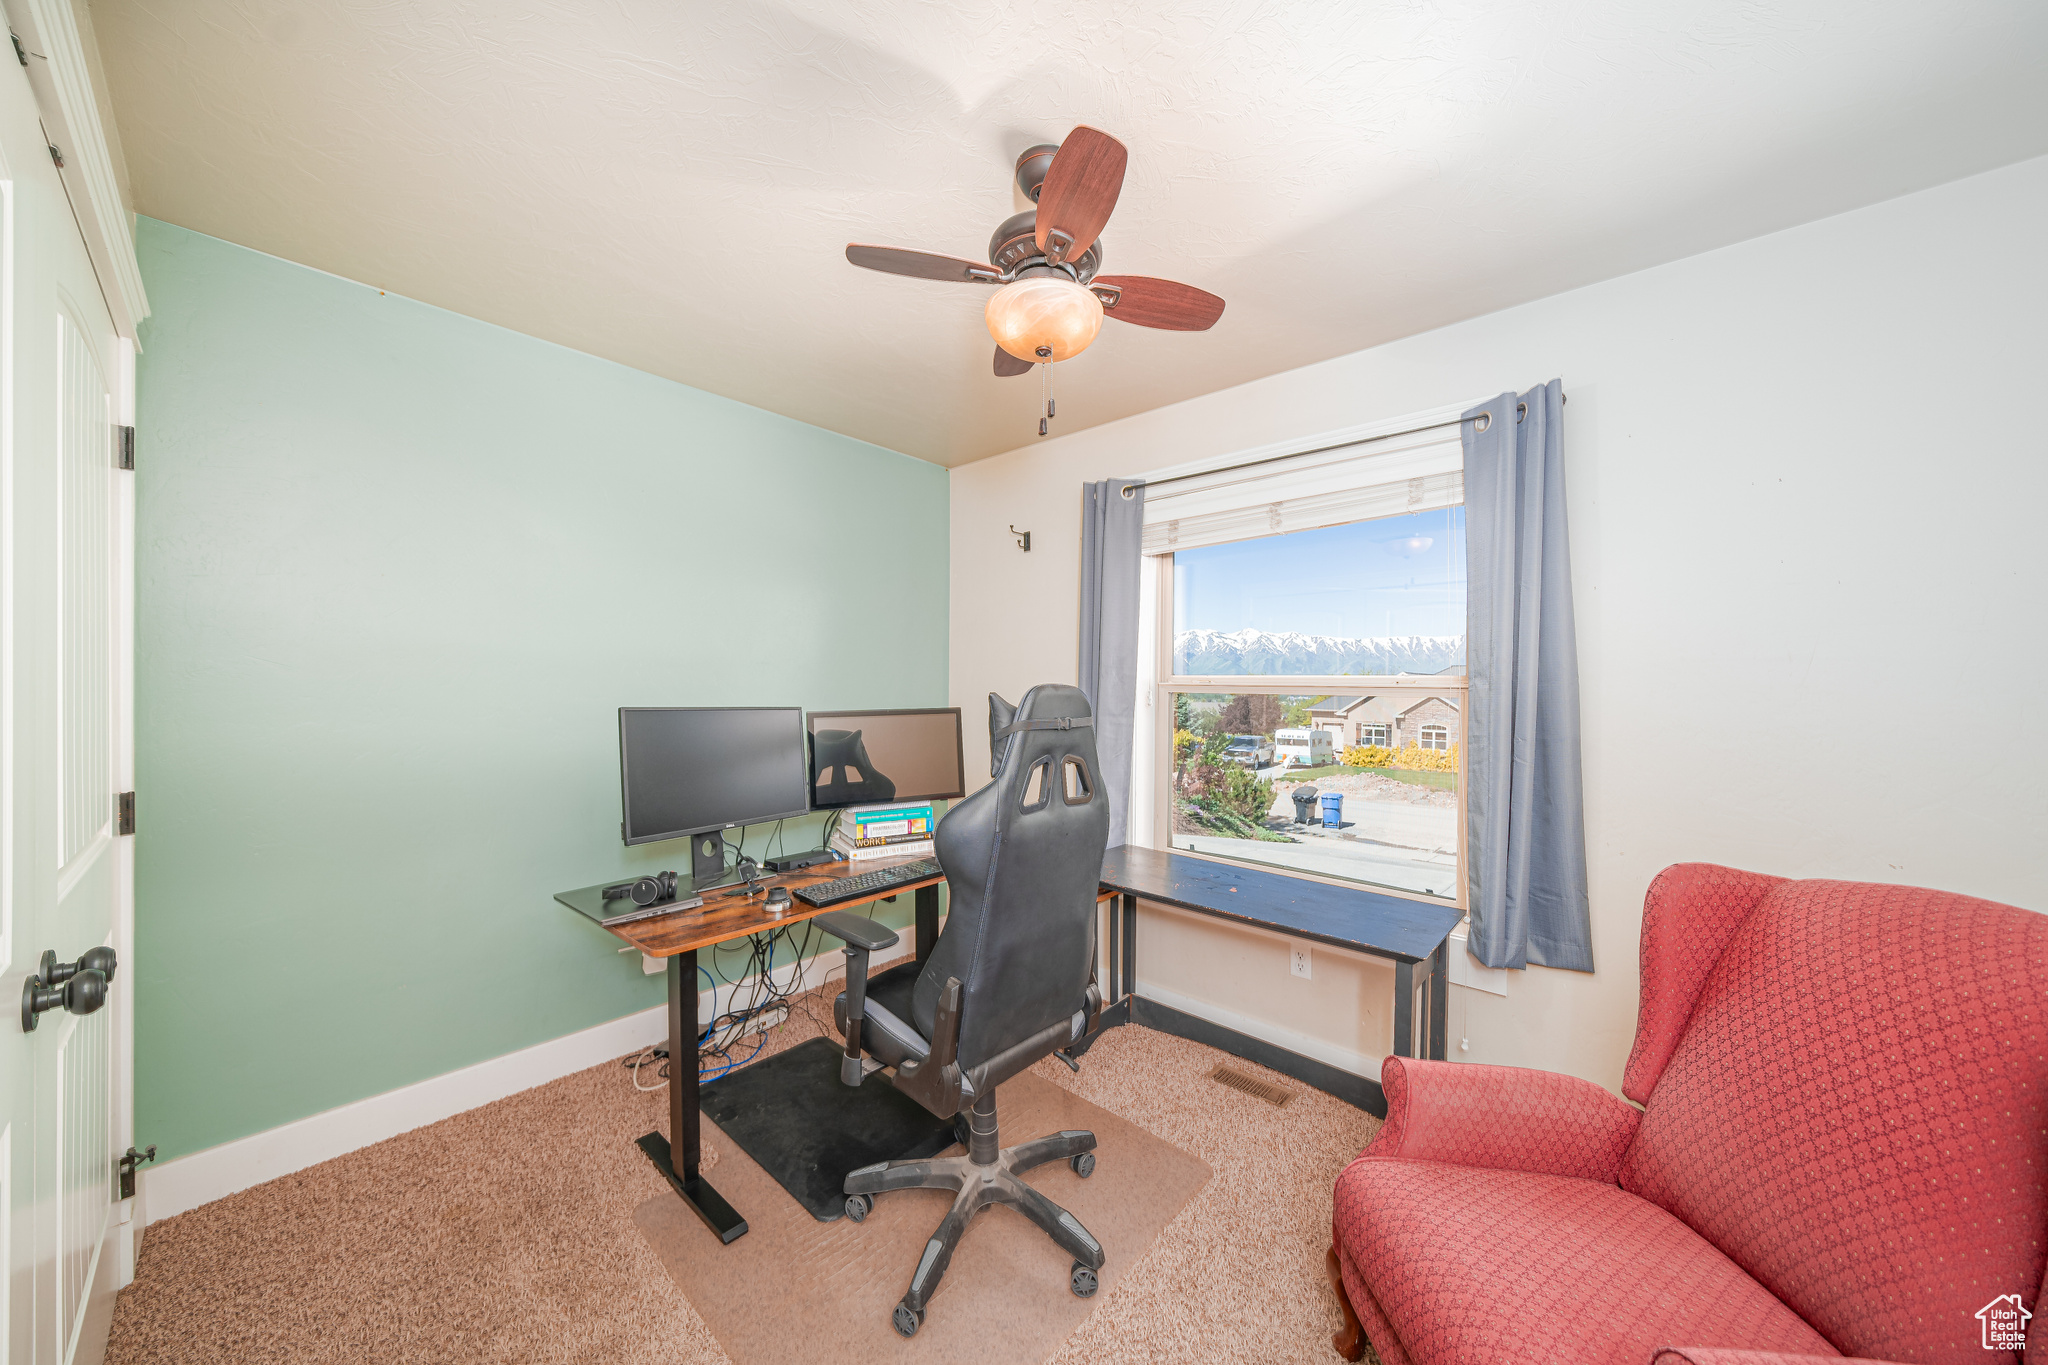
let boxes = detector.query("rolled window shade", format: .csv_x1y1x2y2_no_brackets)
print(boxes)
1140,429,1464,554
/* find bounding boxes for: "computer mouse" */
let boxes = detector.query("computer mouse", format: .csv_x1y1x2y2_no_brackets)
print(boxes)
765,886,791,917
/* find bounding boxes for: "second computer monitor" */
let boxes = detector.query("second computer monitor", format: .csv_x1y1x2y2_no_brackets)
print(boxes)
808,708,965,809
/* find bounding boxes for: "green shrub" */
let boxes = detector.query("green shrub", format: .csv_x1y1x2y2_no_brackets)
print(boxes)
1341,742,1460,772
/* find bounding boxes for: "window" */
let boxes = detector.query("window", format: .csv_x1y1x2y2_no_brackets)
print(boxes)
1153,504,1467,904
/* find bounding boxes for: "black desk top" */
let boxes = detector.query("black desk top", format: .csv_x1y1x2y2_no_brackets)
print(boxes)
1099,844,1463,963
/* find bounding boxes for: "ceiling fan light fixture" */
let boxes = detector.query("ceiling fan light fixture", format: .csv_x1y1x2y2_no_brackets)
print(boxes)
986,276,1103,364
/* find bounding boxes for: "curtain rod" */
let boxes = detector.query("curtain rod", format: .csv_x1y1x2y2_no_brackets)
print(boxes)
1121,394,1557,499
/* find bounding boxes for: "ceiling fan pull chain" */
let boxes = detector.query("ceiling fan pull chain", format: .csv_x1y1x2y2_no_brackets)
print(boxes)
1039,354,1051,437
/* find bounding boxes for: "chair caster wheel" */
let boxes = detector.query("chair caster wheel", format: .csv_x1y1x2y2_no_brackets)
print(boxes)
1070,1152,1095,1178
893,1301,924,1337
845,1193,870,1223
1070,1261,1098,1298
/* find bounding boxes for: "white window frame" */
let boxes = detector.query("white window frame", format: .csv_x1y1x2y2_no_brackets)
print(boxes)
1130,401,1479,912
1419,724,1450,752
1357,722,1390,748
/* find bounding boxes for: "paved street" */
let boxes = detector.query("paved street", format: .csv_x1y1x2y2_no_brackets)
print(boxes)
1177,793,1460,899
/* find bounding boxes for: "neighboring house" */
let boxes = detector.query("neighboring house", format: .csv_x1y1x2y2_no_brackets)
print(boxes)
1308,690,1462,751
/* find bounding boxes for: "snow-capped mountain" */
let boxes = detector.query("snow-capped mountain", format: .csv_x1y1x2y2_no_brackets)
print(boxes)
1174,628,1464,677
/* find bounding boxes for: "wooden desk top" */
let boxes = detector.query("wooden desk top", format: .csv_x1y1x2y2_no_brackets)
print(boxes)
556,854,945,958
1099,844,1462,963
560,857,1120,959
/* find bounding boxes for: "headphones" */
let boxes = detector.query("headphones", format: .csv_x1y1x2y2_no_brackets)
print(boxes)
602,870,679,906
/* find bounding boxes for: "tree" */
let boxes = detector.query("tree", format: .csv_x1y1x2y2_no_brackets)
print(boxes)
1174,694,1194,732
1281,694,1328,729
1219,693,1284,735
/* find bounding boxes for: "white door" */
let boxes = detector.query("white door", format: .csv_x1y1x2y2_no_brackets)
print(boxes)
0,31,132,1365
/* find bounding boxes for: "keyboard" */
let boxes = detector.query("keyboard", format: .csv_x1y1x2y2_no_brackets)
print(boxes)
793,858,942,908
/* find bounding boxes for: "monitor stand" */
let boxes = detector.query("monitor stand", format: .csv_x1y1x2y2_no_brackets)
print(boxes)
690,830,727,891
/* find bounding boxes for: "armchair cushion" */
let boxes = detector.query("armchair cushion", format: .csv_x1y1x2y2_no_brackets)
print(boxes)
1364,1055,1641,1184
1331,1158,1835,1365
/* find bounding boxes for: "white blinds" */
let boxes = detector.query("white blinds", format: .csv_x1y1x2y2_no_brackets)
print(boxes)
1138,416,1465,555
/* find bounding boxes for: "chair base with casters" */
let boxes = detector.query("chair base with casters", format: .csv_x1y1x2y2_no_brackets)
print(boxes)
814,910,1109,1335
844,1088,1104,1338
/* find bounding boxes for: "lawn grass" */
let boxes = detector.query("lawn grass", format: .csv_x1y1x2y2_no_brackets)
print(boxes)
1283,764,1457,791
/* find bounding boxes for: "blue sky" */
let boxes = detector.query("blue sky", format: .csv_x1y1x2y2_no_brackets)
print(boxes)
1173,507,1467,639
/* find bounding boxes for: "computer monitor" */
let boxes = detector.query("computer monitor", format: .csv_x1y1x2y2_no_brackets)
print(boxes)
619,707,810,886
807,708,966,809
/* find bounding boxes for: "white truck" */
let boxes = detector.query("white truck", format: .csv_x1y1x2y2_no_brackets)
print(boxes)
1221,733,1276,768
1274,727,1335,768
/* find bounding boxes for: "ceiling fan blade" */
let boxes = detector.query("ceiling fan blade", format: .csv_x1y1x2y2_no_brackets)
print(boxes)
845,244,1001,284
994,345,1034,377
1091,276,1226,331
1034,127,1126,265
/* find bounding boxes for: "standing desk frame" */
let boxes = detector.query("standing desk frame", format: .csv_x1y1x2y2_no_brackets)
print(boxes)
557,858,944,1244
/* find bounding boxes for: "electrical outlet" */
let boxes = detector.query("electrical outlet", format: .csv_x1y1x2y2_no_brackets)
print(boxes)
1290,944,1311,979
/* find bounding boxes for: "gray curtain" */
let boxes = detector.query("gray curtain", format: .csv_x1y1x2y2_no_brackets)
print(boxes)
1463,381,1592,972
1079,479,1145,848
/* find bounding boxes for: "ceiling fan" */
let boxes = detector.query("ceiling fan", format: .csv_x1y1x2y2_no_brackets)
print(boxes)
844,126,1225,426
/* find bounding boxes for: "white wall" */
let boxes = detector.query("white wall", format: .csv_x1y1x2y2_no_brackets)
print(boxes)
949,154,2048,1092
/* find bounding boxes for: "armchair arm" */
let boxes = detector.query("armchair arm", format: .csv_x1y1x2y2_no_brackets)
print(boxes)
1364,1056,1641,1184
1652,1352,1911,1365
811,912,901,1086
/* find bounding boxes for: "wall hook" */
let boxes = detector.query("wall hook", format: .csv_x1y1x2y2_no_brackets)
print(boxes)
1008,525,1031,551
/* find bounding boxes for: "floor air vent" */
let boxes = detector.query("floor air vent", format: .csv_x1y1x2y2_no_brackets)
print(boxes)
1209,1064,1295,1108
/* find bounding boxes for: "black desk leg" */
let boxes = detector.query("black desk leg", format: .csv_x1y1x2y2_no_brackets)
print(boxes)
1121,893,1136,1000
1428,943,1449,1061
635,950,748,1244
915,883,940,964
1393,959,1415,1059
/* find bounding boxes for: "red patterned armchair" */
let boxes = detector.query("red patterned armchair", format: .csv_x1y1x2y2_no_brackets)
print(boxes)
1327,863,2048,1365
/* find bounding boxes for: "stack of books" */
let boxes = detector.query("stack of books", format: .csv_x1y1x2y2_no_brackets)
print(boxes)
830,802,937,862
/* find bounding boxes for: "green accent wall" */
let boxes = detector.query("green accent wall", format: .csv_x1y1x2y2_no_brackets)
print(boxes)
134,219,948,1162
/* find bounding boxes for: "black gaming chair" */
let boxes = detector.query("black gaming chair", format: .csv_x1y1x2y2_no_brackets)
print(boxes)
813,684,1109,1338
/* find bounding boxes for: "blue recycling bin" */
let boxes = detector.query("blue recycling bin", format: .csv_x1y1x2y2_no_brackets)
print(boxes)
1320,791,1344,828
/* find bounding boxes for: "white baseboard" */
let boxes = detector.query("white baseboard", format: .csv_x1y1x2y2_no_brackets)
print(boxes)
139,1004,668,1225
140,942,914,1227
1132,978,1389,1084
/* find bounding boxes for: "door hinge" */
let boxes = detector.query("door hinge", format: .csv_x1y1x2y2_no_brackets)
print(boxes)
115,791,135,836
117,1145,157,1200
116,425,134,470
10,34,25,67
46,144,62,169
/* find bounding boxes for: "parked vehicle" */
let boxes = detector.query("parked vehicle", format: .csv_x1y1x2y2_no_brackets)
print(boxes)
1274,727,1334,767
1222,734,1275,768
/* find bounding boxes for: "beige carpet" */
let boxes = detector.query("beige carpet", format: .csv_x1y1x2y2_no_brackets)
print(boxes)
108,986,1381,1364
636,1066,1211,1361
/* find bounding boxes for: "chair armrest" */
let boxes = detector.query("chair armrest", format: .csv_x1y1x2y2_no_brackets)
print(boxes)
812,911,900,952
1652,1352,1911,1365
814,912,898,1087
1363,1056,1640,1184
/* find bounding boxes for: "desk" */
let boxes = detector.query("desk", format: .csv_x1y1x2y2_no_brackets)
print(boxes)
1082,844,1462,1116
556,855,945,1244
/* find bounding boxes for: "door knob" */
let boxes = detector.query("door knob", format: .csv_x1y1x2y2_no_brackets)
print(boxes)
39,946,116,987
21,946,115,1033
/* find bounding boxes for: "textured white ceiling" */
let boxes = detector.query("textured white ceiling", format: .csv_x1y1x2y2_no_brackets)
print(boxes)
96,0,2048,466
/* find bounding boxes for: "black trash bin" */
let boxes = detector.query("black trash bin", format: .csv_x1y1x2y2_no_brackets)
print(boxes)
1290,786,1320,825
